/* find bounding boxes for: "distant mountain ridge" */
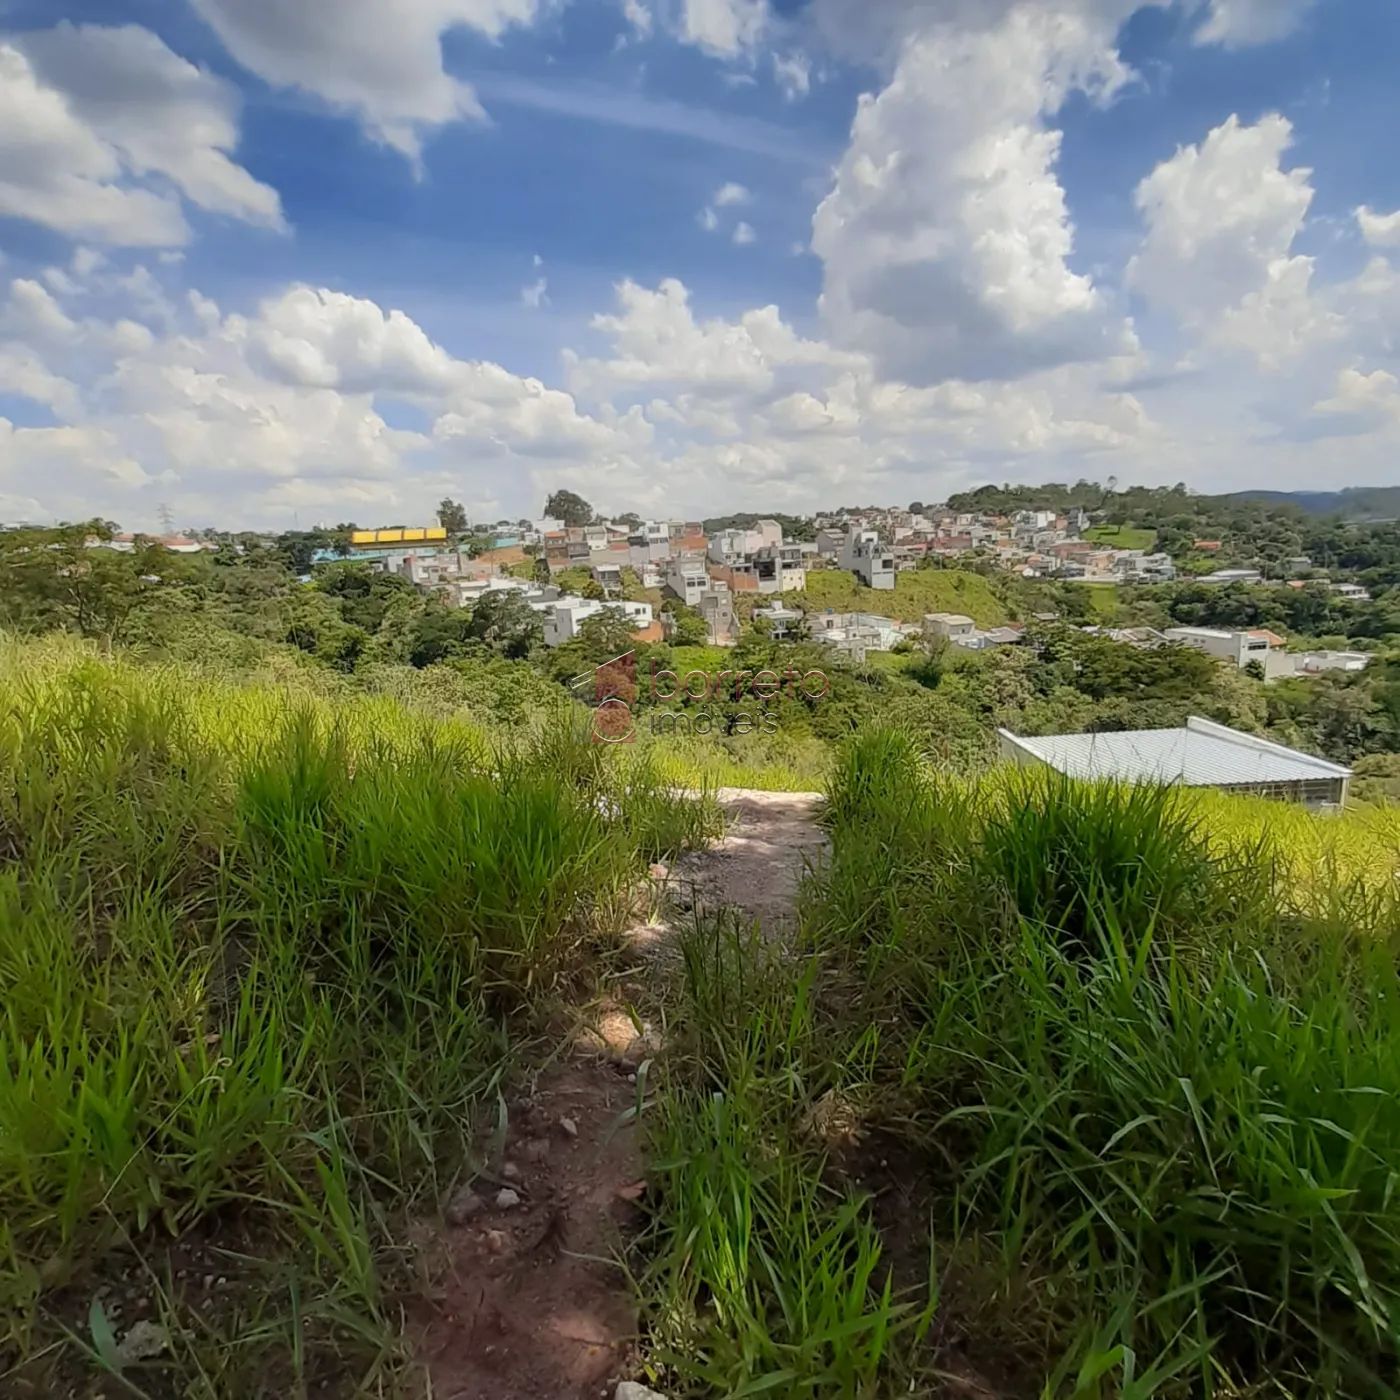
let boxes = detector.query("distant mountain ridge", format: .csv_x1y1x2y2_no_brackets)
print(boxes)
1223,488,1400,518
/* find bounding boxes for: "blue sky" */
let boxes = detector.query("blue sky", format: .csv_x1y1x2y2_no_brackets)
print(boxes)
3,0,1400,529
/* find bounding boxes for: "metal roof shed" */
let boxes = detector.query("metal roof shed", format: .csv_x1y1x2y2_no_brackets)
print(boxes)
997,716,1351,808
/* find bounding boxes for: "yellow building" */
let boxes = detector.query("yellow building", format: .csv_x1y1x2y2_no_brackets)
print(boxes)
349,527,448,548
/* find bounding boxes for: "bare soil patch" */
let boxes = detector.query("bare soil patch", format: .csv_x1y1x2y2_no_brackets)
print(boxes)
411,1061,646,1400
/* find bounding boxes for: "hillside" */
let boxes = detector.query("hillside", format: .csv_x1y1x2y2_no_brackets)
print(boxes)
789,567,1009,626
1223,487,1400,518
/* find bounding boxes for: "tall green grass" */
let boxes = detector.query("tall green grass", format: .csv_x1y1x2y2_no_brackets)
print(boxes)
0,638,712,1393
642,729,1400,1398
812,730,1400,1395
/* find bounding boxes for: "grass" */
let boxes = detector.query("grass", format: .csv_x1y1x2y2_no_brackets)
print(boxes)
1084,525,1158,552
789,569,1008,627
633,732,1400,1398
0,635,716,1395
15,626,1400,1397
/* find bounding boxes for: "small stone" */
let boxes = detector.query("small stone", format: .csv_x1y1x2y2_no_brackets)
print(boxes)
627,1073,637,1083
558,1116,579,1139
201,1274,213,1290
483,1229,510,1254
502,1162,522,1180
648,863,669,881
616,1384,669,1400
445,1186,484,1226
494,1187,521,1210
115,1320,168,1365
520,1138,550,1163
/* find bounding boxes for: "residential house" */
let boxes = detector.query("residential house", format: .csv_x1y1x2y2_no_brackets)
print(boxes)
839,528,896,590
1198,568,1263,586
813,610,906,658
696,585,738,645
924,613,977,642
543,597,653,647
753,603,805,640
1114,551,1177,582
1165,626,1292,678
665,555,710,607
1297,650,1372,674
592,560,623,592
753,542,806,594
1332,582,1371,601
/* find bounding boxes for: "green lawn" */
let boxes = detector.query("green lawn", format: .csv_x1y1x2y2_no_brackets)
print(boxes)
1083,524,1157,551
1083,582,1120,618
790,568,1008,627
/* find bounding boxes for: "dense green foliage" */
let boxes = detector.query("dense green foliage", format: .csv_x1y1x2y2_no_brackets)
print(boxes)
11,498,1400,783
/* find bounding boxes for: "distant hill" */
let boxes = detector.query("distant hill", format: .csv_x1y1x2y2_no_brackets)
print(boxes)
1222,488,1400,519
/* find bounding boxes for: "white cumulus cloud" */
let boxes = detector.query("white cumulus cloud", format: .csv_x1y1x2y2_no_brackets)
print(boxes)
0,25,283,248
677,0,769,58
811,4,1135,385
1357,206,1400,249
187,0,547,159
1193,0,1315,48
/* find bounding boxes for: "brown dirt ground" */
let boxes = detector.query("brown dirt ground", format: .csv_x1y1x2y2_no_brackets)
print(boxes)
409,1061,647,1400
409,789,829,1400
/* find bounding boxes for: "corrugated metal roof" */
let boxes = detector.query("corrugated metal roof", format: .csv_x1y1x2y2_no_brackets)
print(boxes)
1001,717,1349,787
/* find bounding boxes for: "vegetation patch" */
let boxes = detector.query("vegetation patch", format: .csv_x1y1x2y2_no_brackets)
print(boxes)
1084,524,1158,551
632,732,1400,1398
0,639,714,1396
790,569,1009,627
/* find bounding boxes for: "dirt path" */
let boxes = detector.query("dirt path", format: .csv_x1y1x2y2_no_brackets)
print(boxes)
624,788,828,966
413,788,826,1400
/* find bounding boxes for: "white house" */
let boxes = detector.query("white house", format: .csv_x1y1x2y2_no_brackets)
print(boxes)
665,555,710,606
1165,626,1292,678
924,612,976,641
753,603,805,640
1297,650,1371,674
839,528,896,590
543,597,653,647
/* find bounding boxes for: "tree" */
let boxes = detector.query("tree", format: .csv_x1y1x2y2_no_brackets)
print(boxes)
544,490,594,527
408,604,478,668
667,603,709,646
0,523,169,644
466,590,543,659
437,498,469,536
